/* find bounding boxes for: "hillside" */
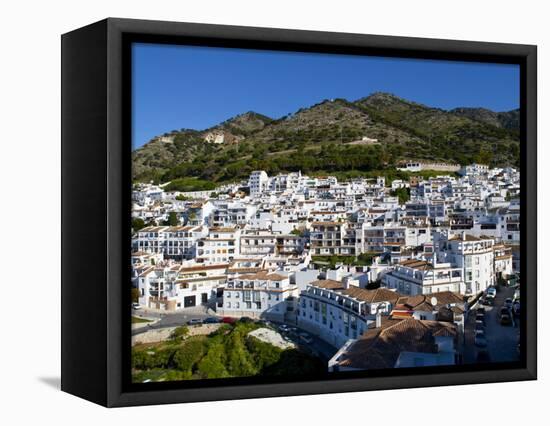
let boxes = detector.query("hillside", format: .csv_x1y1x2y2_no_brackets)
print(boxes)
132,93,520,187
450,107,520,131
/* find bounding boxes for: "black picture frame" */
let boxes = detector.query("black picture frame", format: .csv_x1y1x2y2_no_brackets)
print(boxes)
61,17,537,407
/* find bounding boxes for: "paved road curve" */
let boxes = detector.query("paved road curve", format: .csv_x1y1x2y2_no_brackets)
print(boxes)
464,286,520,364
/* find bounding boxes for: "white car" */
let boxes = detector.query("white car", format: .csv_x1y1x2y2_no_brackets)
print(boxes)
132,303,141,310
486,288,497,299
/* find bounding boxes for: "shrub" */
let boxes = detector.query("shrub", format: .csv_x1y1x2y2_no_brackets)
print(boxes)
170,325,189,341
225,331,257,377
132,347,174,370
131,287,140,303
246,337,282,370
173,339,205,372
197,342,229,379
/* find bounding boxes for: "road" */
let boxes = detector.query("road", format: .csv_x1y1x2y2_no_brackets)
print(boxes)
132,305,214,335
271,323,339,361
463,286,520,364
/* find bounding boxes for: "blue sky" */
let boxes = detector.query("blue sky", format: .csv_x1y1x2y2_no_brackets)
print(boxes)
132,43,519,149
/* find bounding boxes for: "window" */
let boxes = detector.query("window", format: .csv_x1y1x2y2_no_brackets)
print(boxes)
226,292,231,298
226,302,231,308
245,302,252,309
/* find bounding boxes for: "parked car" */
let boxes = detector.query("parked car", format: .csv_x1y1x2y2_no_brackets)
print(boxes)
481,297,494,306
203,317,220,324
476,306,486,314
475,323,485,334
475,316,486,326
512,301,521,316
239,316,254,323
131,303,141,310
486,287,497,299
500,313,513,326
299,332,313,344
222,317,237,324
278,324,290,332
475,334,487,347
504,298,514,309
475,328,485,336
476,350,491,363
499,306,510,317
187,318,203,326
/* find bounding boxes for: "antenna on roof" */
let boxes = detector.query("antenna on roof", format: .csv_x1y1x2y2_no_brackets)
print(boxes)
431,296,438,307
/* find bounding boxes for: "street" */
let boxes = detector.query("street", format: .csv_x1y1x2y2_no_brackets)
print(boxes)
463,286,520,364
132,305,214,335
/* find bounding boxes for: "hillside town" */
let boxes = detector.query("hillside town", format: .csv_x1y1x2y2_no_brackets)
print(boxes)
131,163,521,373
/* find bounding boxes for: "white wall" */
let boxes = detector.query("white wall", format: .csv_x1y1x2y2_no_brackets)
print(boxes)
2,1,547,425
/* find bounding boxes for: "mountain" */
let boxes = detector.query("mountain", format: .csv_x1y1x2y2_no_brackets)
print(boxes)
217,111,273,135
132,111,272,179
450,107,520,131
132,92,520,187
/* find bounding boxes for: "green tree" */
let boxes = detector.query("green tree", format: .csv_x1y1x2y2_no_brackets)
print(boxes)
132,217,145,232
390,187,410,204
131,287,140,303
173,339,205,371
166,211,178,226
170,325,190,341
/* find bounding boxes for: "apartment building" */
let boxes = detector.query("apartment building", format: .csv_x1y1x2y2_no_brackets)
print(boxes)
240,229,277,256
217,270,297,322
310,221,356,256
196,227,241,264
437,233,495,294
137,263,228,311
249,170,269,197
164,226,207,260
298,279,401,348
133,226,167,255
383,258,464,295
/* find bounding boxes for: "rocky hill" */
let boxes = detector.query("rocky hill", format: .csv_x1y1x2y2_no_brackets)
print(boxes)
450,107,520,131
132,93,520,187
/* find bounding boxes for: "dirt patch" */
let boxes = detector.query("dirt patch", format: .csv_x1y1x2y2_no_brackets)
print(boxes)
248,327,295,350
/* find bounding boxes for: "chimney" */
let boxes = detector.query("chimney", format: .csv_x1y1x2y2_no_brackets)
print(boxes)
462,231,466,241
375,311,382,328
343,276,350,289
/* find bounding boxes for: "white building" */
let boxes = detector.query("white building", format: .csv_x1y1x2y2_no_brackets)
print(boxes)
218,270,297,322
164,226,207,260
137,263,228,311
196,227,241,264
383,258,464,295
298,279,401,348
437,233,495,294
249,171,269,197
